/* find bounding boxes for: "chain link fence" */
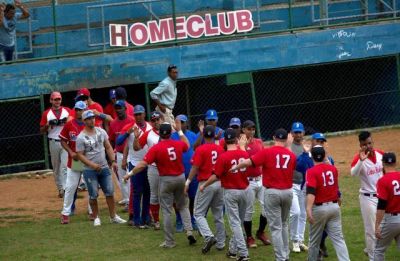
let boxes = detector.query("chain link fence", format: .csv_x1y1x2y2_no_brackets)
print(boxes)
1,55,399,174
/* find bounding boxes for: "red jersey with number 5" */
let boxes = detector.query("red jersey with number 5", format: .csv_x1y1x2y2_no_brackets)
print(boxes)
376,171,400,214
191,143,225,181
143,139,188,176
251,146,296,189
214,149,249,190
306,163,339,204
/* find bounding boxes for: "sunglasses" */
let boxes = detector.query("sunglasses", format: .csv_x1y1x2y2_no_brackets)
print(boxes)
74,108,84,111
207,119,216,122
52,98,61,101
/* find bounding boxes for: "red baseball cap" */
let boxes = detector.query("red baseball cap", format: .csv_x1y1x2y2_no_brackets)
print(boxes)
77,88,90,97
50,91,62,99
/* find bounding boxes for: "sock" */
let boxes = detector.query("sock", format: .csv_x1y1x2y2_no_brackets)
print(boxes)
243,221,252,238
257,215,267,234
150,204,160,222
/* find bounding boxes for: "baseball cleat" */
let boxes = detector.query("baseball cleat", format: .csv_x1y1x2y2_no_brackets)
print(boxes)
60,214,69,224
299,242,308,251
110,214,127,224
154,221,161,230
202,237,217,254
58,189,64,198
176,222,184,233
159,241,176,248
118,199,128,205
93,217,101,226
246,236,257,248
320,245,328,257
292,242,301,253
226,251,237,259
236,256,250,261
187,235,197,245
256,231,271,245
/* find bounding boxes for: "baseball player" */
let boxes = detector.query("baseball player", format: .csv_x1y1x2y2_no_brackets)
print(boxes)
232,128,296,261
108,100,135,208
150,65,178,127
289,122,308,253
76,110,126,226
350,131,384,260
306,146,350,261
171,114,198,232
185,125,226,254
218,117,241,149
59,101,92,224
193,109,224,150
40,91,70,198
118,105,152,227
74,88,110,128
242,120,271,248
134,111,164,230
104,89,117,117
108,87,135,119
202,128,250,260
374,152,400,260
124,121,196,248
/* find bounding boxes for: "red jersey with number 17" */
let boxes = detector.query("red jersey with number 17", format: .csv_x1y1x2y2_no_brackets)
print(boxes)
376,171,400,214
214,149,249,190
306,163,339,204
251,146,296,189
143,139,188,176
191,143,225,181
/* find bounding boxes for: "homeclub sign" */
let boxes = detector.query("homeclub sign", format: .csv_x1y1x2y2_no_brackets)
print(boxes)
109,10,254,47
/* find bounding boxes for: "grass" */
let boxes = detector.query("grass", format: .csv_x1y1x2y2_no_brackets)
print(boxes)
0,175,399,261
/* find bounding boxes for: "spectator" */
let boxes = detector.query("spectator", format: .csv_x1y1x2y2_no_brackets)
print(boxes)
0,0,29,62
115,87,134,117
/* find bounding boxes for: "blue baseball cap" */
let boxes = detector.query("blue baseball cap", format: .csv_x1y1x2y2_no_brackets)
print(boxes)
82,110,95,120
114,100,126,108
74,101,87,110
205,109,218,120
151,111,162,119
312,133,327,142
176,114,188,122
134,105,145,114
229,117,241,127
291,122,305,132
109,89,116,99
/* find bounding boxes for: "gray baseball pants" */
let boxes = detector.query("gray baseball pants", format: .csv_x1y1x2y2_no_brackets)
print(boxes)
194,181,226,248
308,202,350,261
49,139,68,191
224,188,250,257
264,188,292,261
147,165,160,205
159,174,193,246
373,214,400,261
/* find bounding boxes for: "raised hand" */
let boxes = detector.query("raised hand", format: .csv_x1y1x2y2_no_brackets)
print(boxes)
198,120,204,133
359,146,370,161
14,0,22,8
302,140,312,153
215,130,223,140
175,118,182,132
238,134,247,149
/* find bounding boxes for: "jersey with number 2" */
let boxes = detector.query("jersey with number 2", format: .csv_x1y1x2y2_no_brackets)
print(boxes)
143,139,188,176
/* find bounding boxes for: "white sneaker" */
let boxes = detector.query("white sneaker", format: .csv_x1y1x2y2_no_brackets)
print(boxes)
159,241,176,248
292,242,301,253
299,241,309,251
110,214,127,224
94,217,101,226
118,199,128,205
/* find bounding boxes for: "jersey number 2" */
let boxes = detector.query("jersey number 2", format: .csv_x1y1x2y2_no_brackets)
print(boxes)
392,180,400,195
167,147,176,161
231,158,246,173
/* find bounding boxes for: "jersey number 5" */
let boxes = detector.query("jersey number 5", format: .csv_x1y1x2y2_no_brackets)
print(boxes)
167,147,176,161
276,154,290,169
392,180,400,196
322,171,335,186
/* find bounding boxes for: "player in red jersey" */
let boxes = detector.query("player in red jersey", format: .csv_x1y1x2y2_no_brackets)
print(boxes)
104,89,117,117
241,120,271,248
124,121,196,248
59,101,92,224
374,152,400,260
232,128,296,261
306,146,350,261
40,91,70,198
202,128,250,261
108,100,135,208
184,125,226,254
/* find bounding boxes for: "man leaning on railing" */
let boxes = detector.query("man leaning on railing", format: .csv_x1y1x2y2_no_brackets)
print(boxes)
0,0,29,62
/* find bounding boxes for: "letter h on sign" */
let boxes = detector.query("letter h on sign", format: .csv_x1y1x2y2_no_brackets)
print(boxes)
109,24,128,47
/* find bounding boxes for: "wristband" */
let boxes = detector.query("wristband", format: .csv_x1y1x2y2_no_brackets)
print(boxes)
99,113,107,120
178,130,184,136
185,179,191,186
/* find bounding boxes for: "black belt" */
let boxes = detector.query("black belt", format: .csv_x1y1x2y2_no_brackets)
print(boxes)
315,200,338,206
388,213,399,216
363,193,377,197
248,176,261,181
49,138,61,142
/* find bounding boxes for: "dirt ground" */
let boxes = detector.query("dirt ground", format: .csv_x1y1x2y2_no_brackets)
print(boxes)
1,129,399,226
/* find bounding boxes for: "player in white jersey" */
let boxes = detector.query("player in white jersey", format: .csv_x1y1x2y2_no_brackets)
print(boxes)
40,91,70,198
350,131,384,260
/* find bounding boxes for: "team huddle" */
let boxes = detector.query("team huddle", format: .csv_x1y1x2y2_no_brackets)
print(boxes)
39,66,400,261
